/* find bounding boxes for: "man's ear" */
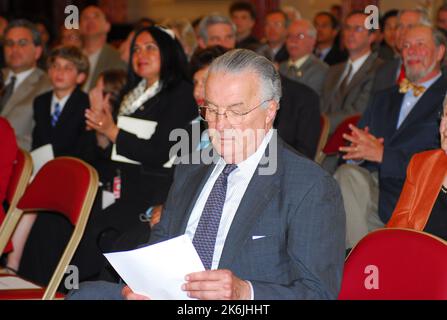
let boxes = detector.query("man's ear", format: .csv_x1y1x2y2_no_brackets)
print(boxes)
265,100,278,125
34,45,43,61
437,44,446,63
198,37,207,49
76,72,87,85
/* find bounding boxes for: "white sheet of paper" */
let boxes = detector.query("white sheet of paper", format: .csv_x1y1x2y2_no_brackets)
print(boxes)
104,235,205,300
101,190,115,210
111,116,158,164
0,276,41,290
30,144,54,178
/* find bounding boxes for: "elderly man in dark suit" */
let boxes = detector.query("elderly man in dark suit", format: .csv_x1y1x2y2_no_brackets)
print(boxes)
67,49,345,300
321,11,383,133
335,25,447,250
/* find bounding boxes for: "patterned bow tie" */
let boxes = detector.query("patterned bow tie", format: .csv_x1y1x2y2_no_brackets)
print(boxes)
399,78,426,97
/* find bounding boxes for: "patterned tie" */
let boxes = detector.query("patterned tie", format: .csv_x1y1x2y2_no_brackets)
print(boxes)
399,78,426,97
51,102,62,127
192,164,237,270
0,76,16,113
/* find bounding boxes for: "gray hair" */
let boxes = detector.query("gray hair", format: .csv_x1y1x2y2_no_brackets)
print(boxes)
208,49,282,105
296,19,317,38
397,9,432,27
198,13,236,44
4,19,42,46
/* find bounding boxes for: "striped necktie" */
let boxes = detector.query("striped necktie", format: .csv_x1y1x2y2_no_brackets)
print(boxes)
51,102,62,127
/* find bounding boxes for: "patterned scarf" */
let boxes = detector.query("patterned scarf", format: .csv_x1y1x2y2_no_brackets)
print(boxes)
118,79,161,116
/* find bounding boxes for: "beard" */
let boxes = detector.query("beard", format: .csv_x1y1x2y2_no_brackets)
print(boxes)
405,58,437,82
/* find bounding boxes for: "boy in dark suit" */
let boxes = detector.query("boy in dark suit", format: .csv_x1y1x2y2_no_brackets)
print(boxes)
32,46,90,157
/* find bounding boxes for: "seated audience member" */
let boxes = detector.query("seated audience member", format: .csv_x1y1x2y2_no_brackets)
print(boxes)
118,18,154,65
279,19,329,96
5,45,90,274
386,99,447,240
59,27,82,49
321,11,383,133
67,49,345,300
197,14,236,50
372,9,431,93
162,18,198,60
32,46,89,156
0,117,18,262
378,10,399,61
256,10,289,64
313,11,348,66
335,25,447,249
229,1,260,50
0,19,52,150
18,26,197,286
80,5,127,91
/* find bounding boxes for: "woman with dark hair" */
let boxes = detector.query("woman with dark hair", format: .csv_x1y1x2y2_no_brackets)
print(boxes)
18,27,198,286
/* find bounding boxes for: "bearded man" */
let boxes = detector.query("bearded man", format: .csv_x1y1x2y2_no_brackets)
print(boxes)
333,24,447,250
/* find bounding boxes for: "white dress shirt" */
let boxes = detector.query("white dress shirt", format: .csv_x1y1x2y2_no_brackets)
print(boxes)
51,93,71,115
185,129,274,270
397,72,442,128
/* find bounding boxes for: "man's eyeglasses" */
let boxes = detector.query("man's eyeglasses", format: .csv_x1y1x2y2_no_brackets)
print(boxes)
4,39,33,48
287,33,306,41
199,98,273,125
343,25,367,33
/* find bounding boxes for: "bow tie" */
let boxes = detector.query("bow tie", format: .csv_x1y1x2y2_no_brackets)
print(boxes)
399,78,426,97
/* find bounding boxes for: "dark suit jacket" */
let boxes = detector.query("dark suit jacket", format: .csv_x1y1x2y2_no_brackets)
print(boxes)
275,77,321,159
323,44,348,66
358,75,447,223
149,136,346,299
114,79,198,204
32,87,89,157
372,57,401,93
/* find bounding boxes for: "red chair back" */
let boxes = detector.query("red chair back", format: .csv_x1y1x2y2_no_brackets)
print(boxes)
323,114,361,155
17,157,95,225
5,149,32,207
338,228,447,300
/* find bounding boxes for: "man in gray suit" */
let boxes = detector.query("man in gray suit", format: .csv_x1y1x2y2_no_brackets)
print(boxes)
321,11,383,133
80,5,126,92
279,19,328,96
0,19,51,150
68,49,345,300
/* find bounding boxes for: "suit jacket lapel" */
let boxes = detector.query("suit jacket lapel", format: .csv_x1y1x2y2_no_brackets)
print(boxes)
392,76,446,139
54,88,80,127
383,87,404,139
218,140,283,269
172,159,217,237
345,53,377,93
2,69,40,115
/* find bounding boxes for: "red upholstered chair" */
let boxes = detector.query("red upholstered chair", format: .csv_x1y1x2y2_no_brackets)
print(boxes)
0,157,98,300
314,114,330,164
0,149,33,256
5,149,33,212
321,114,361,159
338,228,447,300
